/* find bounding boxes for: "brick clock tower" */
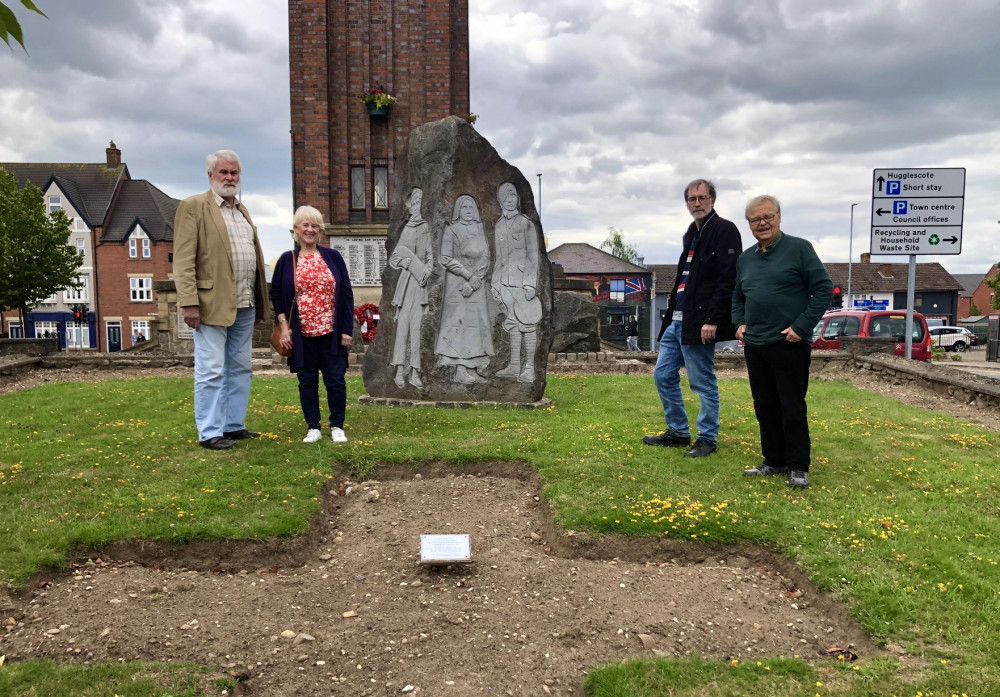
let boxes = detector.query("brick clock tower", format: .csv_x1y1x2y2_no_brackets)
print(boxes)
288,0,470,300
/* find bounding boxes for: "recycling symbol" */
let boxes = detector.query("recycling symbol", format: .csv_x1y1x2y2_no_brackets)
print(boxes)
928,234,940,245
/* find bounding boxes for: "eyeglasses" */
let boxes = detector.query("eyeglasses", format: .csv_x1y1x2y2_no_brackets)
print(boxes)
686,195,711,204
747,213,778,226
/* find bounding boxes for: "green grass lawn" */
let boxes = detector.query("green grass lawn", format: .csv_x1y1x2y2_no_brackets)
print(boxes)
1,373,998,697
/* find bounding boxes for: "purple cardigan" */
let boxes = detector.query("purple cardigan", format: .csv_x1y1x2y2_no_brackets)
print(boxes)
269,247,355,370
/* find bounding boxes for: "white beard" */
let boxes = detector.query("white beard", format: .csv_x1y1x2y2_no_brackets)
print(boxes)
211,181,239,198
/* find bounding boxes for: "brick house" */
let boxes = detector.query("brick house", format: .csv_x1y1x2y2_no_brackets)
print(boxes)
1,143,178,351
954,265,997,318
548,243,653,350
288,0,470,303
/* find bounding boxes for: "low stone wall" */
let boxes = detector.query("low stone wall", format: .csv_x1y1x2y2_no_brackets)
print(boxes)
0,338,59,357
5,347,999,412
848,354,1000,409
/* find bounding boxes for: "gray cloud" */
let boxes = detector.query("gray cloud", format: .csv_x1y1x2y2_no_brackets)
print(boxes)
1,0,997,273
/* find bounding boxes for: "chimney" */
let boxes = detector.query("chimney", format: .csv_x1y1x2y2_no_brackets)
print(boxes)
860,252,871,264
106,140,121,168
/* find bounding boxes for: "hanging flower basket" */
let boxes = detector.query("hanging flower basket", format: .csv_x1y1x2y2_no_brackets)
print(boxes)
359,84,396,118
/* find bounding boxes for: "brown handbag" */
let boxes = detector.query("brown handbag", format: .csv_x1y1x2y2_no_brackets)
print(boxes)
270,252,297,357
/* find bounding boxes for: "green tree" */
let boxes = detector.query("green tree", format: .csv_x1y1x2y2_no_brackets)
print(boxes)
969,299,981,316
0,168,82,329
0,0,45,51
600,226,639,265
986,268,1000,310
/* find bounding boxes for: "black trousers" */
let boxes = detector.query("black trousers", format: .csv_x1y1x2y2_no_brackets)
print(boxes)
743,341,813,471
297,334,348,430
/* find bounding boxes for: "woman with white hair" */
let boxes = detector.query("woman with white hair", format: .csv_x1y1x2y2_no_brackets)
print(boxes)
270,206,355,443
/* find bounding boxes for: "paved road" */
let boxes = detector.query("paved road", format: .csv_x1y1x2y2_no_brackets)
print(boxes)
935,347,1000,380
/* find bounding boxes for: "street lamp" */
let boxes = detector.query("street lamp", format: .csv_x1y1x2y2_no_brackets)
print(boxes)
536,173,542,217
847,203,858,303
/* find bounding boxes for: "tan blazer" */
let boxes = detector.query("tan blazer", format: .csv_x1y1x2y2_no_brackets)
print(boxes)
172,190,269,327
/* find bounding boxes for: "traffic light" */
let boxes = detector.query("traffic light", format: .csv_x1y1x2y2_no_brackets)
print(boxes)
831,286,843,309
72,305,84,322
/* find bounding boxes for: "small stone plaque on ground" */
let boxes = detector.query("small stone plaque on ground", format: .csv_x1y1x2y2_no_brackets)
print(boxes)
419,534,471,565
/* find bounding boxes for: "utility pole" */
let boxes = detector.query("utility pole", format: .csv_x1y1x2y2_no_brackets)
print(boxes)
847,203,858,303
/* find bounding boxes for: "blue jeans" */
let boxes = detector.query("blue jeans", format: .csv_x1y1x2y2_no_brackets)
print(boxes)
192,306,256,441
652,319,720,444
297,333,348,430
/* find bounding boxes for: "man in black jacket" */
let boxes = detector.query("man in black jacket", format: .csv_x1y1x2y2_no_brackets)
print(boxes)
643,179,742,458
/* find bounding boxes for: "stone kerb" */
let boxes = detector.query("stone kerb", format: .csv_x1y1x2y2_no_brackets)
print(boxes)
850,354,1000,409
362,117,554,404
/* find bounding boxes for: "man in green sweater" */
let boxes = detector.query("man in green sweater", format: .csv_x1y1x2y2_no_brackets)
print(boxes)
732,195,832,489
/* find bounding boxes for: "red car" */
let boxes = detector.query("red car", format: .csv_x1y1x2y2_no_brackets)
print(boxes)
811,309,932,361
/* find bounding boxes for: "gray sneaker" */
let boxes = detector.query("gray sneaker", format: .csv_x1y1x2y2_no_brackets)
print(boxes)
743,463,789,476
788,470,810,488
643,430,691,447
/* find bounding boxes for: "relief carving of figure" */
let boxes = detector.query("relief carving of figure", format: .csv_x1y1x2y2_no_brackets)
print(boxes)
435,195,494,384
388,188,432,388
490,182,541,382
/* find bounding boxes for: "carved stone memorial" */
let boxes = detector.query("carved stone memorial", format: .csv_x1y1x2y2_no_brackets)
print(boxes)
362,116,553,403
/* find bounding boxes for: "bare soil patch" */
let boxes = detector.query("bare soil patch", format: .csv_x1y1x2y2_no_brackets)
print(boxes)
1,465,874,696
1,362,996,696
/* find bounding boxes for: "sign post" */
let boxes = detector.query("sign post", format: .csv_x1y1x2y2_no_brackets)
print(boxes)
870,168,966,358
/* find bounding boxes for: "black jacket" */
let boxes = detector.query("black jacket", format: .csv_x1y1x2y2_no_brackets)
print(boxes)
658,210,742,345
270,247,355,371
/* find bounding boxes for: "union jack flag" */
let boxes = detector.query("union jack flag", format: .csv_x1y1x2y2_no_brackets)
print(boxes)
625,277,646,293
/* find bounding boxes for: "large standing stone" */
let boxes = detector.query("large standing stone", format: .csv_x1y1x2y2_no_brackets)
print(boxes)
362,117,553,403
550,292,600,353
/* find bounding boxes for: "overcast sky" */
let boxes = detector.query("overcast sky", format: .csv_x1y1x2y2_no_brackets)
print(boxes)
2,0,998,277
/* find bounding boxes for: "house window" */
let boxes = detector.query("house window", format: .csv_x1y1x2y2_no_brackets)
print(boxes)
609,279,625,304
374,166,388,209
64,275,89,302
131,320,150,342
39,293,58,306
130,277,152,302
8,321,23,339
350,166,366,209
76,239,85,255
129,230,151,259
48,195,62,213
34,321,59,339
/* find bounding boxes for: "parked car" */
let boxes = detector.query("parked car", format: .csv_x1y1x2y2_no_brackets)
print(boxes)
929,325,976,352
811,309,932,361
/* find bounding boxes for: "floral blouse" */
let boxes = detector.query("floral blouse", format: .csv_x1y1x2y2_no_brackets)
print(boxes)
295,252,336,337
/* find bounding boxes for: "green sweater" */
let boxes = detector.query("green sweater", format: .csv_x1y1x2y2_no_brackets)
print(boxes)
731,232,832,347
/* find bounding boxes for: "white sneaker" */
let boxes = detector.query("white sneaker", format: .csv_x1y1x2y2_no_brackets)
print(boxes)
331,427,347,443
302,429,322,443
